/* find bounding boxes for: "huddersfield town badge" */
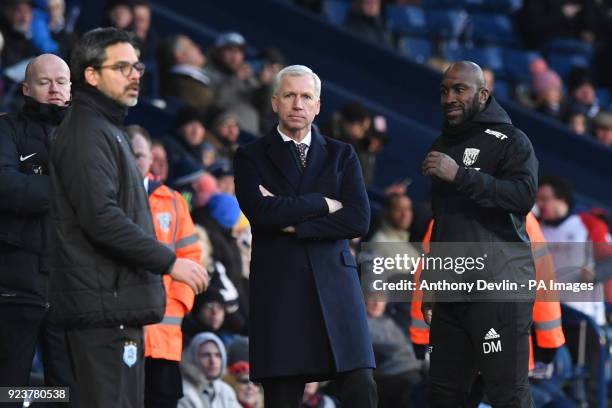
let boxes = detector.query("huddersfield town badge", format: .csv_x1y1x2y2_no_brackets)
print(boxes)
123,341,138,367
462,148,480,166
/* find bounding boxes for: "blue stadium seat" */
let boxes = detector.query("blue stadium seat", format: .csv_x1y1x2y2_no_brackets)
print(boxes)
421,0,456,8
386,5,427,35
463,46,504,72
440,41,465,61
470,13,520,46
502,48,542,82
595,88,611,110
547,53,590,80
545,38,594,58
400,36,433,64
426,9,469,40
322,0,351,26
461,0,523,13
492,79,511,100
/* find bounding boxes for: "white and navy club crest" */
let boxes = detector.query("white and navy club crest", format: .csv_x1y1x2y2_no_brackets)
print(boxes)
123,341,138,367
157,212,172,232
462,148,480,166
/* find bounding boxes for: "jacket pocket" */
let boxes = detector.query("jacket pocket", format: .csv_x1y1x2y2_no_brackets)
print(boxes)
341,250,357,268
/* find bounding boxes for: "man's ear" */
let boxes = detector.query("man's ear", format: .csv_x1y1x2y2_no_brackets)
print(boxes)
480,87,490,104
84,67,99,87
271,94,278,113
22,82,30,97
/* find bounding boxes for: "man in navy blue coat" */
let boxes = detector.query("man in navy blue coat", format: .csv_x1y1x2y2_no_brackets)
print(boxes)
234,65,377,408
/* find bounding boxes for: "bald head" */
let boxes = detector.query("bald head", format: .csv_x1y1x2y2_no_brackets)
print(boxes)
23,54,71,106
440,60,490,127
443,61,487,89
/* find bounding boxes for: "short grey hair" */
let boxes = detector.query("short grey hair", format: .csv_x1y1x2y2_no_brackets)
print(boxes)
272,64,321,98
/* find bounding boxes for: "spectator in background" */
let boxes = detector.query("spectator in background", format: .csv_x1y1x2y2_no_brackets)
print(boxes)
158,33,215,110
566,67,600,119
532,68,565,118
209,109,242,162
253,47,286,134
182,287,245,347
518,0,599,49
592,111,612,147
224,337,265,408
208,32,260,134
210,162,235,196
172,105,210,161
151,139,169,182
192,193,249,321
179,332,241,408
105,0,133,30
482,67,495,95
365,291,423,408
565,104,589,135
132,0,156,60
0,0,39,67
536,175,608,325
370,193,419,272
46,0,79,59
344,0,392,48
324,101,383,185
302,382,338,408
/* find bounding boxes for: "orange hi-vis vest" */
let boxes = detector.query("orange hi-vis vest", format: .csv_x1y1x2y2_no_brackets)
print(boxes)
145,181,202,361
409,213,565,370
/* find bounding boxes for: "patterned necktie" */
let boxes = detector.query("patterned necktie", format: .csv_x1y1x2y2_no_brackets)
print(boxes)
296,143,308,168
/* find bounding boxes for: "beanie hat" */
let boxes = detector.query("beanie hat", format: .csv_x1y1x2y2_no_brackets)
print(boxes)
532,70,561,95
208,193,241,229
174,106,206,129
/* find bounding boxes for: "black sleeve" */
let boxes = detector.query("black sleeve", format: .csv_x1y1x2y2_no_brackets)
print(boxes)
452,132,538,215
294,146,371,240
233,147,329,230
56,129,175,274
0,118,49,214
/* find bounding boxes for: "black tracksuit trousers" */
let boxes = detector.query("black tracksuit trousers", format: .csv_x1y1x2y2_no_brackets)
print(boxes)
428,302,535,408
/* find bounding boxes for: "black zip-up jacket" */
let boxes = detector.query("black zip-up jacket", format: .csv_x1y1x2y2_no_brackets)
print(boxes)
0,97,66,306
48,84,176,328
428,97,538,297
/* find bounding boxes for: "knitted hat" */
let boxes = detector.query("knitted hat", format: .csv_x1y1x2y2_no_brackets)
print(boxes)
215,32,246,48
227,336,250,376
532,70,561,95
208,193,241,229
174,106,206,129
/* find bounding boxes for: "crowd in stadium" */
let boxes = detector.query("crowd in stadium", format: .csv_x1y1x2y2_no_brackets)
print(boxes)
0,0,610,407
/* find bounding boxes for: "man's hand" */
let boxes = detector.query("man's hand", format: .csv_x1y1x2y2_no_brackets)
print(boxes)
170,258,208,294
421,301,434,326
324,197,343,213
422,151,459,182
282,226,296,233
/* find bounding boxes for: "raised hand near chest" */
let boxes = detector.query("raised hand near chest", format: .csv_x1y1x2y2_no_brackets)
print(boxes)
422,151,459,183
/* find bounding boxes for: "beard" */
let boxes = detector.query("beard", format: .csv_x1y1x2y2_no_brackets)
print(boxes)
444,92,481,127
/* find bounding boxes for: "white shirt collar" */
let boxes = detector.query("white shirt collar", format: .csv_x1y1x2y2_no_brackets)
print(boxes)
143,177,149,192
277,125,311,147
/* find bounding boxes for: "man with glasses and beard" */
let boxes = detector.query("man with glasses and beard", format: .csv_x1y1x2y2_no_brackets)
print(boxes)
48,27,208,408
421,61,538,407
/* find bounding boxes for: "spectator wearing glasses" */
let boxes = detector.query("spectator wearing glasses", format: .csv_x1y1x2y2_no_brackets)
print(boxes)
48,27,208,408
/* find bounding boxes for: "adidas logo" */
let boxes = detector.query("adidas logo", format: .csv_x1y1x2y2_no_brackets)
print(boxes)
484,328,500,340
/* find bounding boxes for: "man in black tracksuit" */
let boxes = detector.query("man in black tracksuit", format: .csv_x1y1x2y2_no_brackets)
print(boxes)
0,54,77,406
49,28,207,408
422,61,538,407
